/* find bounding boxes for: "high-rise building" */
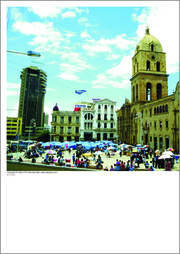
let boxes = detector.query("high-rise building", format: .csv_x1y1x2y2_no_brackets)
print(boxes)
18,66,47,137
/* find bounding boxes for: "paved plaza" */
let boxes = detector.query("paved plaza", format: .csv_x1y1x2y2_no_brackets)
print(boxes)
8,149,179,171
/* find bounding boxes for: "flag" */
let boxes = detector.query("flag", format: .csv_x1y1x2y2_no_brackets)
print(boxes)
75,90,86,95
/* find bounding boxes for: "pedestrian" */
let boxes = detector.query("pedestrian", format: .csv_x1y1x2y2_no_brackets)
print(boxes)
115,159,120,171
72,153,76,165
110,165,114,171
119,149,122,157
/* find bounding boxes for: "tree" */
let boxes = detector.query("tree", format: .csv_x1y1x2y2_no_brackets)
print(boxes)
36,130,50,142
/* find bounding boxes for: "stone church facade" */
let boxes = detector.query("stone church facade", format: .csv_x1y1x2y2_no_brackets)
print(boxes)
117,27,179,153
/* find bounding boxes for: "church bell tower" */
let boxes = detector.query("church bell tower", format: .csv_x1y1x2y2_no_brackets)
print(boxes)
130,26,169,104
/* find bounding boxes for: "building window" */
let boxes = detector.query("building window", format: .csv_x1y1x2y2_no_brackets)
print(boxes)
98,105,101,110
67,127,71,134
104,114,107,120
136,84,138,101
133,86,135,102
76,117,79,124
147,60,150,71
104,123,107,128
111,105,113,111
104,105,107,111
165,104,168,112
163,105,165,112
98,114,101,120
154,108,156,115
110,123,113,128
157,107,159,114
157,83,162,99
98,123,101,128
146,83,151,101
110,133,113,138
166,121,168,128
150,136,152,142
52,116,57,122
110,114,113,120
54,126,56,132
157,61,160,71
159,137,163,149
75,127,79,133
154,122,156,128
151,44,154,51
60,116,64,123
60,127,63,134
68,117,72,123
150,109,152,117
160,121,162,128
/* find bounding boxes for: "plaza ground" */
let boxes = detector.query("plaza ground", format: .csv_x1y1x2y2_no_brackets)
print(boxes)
8,149,179,171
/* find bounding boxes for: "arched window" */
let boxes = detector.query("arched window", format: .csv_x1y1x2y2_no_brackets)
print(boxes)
157,61,160,71
157,83,162,99
147,61,150,71
151,44,154,51
136,84,138,101
165,104,168,112
98,113,101,120
154,108,156,115
133,86,135,102
104,114,107,120
146,83,151,101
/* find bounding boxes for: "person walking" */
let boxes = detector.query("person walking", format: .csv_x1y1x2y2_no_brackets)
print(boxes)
72,153,76,165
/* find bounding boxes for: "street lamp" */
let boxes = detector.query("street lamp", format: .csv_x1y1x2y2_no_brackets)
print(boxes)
28,119,36,146
7,50,41,57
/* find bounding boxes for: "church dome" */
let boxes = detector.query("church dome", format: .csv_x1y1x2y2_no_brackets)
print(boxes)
53,103,59,111
135,27,163,55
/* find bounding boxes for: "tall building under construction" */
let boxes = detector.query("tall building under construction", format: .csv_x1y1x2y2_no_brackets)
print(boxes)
18,66,47,137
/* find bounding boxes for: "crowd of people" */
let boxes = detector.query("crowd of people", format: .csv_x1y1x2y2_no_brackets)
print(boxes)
8,140,179,171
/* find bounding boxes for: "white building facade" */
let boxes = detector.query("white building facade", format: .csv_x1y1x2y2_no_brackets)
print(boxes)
80,98,117,141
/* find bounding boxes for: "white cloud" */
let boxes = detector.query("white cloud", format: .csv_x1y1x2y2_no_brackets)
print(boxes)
132,5,179,75
92,72,130,90
7,83,21,90
13,21,64,54
78,17,88,23
7,91,20,96
47,61,57,65
106,54,121,60
28,6,63,18
82,43,112,55
61,11,76,19
80,30,90,38
106,55,132,78
64,30,76,38
57,73,79,81
7,83,20,96
46,88,57,92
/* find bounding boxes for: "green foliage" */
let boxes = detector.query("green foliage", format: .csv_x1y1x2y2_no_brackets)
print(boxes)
36,130,50,142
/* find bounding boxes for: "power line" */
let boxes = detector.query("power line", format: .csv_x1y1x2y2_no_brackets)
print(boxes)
7,59,130,101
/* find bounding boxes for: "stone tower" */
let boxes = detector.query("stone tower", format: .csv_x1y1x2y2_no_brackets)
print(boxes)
130,26,169,104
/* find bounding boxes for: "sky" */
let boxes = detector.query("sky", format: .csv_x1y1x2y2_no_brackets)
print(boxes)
3,1,179,124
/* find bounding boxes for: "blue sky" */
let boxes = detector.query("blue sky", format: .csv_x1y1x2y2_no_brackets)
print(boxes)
3,1,179,123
